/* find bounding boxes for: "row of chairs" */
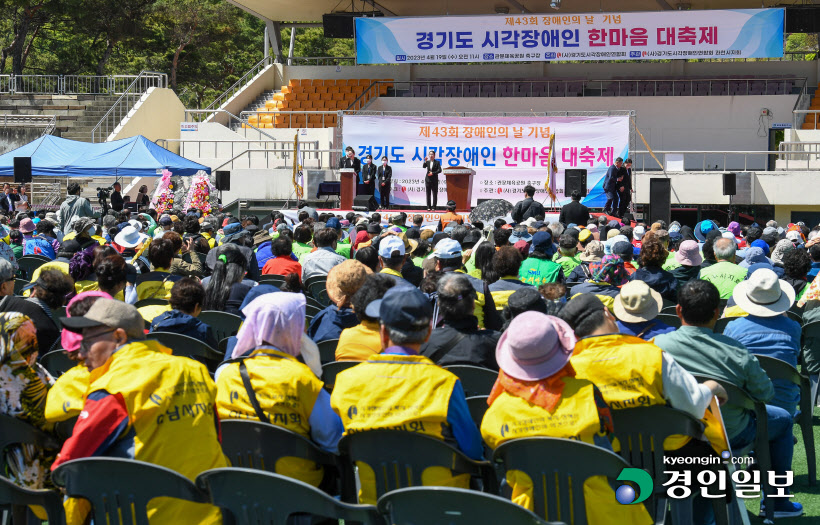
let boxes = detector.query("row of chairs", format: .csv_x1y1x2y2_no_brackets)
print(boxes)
0,400,775,525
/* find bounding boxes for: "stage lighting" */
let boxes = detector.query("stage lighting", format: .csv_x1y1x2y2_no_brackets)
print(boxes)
550,0,561,9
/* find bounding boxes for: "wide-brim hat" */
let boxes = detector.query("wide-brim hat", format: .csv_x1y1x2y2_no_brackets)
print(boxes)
613,280,663,323
732,268,795,317
496,311,577,381
694,220,717,242
675,240,703,266
114,225,148,248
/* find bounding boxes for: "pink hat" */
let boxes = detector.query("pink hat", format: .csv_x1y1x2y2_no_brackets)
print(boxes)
61,290,112,352
19,218,35,234
495,311,577,381
674,240,703,267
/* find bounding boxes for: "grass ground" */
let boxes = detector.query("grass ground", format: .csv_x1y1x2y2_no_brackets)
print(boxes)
743,407,820,524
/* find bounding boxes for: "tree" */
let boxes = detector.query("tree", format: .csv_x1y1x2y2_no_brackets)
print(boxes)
151,0,234,91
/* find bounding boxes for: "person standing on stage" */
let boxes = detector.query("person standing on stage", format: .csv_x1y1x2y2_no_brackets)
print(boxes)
377,156,392,210
339,146,361,182
602,157,622,216
423,149,442,211
361,154,377,196
617,158,632,218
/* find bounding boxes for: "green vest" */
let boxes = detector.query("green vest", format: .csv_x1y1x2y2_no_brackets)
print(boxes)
518,257,563,286
554,253,582,276
699,261,748,299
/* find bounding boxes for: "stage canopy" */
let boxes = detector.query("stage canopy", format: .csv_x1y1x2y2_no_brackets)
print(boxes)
0,135,210,178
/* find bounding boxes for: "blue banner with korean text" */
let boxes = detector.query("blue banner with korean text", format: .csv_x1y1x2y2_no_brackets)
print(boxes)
355,8,784,64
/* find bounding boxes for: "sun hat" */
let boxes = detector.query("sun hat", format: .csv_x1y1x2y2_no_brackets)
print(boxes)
732,268,795,317
675,240,703,266
580,240,604,262
613,280,663,323
606,229,620,240
114,225,148,248
19,218,34,234
495,311,577,381
510,225,532,244
694,220,718,242
326,260,371,307
128,219,143,232
633,225,646,240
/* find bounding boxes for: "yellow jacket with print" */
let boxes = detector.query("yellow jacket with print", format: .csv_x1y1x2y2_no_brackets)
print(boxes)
215,348,326,487
481,377,652,525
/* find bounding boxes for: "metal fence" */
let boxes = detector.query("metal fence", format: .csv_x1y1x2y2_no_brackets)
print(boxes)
91,71,168,142
203,57,275,113
630,149,820,172
211,148,339,172
0,73,167,95
287,57,356,66
156,138,325,169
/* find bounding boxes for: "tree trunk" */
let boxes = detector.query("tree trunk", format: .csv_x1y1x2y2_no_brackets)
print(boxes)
11,10,33,76
96,39,114,76
20,25,41,71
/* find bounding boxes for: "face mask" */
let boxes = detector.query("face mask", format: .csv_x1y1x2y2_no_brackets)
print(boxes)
365,159,371,164
382,161,388,165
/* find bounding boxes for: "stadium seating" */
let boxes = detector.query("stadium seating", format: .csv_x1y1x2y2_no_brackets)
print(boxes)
245,78,394,129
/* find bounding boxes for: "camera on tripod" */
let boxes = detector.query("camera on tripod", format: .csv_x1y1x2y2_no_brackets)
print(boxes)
96,186,112,200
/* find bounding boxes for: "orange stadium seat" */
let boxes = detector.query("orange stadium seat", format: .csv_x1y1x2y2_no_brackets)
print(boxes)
290,100,301,109
331,92,344,101
309,79,321,86
296,93,308,102
281,86,291,94
272,93,285,101
340,85,352,94
248,115,259,125
302,100,314,110
259,114,273,125
313,99,326,109
322,79,334,87
328,85,340,94
316,86,328,95
288,79,300,87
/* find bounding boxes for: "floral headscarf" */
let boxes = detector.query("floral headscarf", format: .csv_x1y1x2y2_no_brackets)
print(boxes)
591,255,629,286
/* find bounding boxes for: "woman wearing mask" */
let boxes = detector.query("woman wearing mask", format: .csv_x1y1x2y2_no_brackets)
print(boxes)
361,154,377,196
377,156,392,209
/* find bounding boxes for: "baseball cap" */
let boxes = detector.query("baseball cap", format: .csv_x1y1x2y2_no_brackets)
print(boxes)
60,298,145,339
367,223,382,235
462,229,482,247
378,235,406,258
158,215,172,226
365,287,432,329
326,217,341,230
428,238,462,259
611,240,633,257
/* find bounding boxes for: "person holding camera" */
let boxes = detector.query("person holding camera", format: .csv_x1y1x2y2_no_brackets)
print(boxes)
110,182,124,212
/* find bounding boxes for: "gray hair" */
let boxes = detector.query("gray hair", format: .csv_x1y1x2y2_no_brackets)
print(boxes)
386,325,430,345
437,273,476,321
547,221,564,238
0,258,13,282
713,238,737,261
102,215,118,228
766,220,778,229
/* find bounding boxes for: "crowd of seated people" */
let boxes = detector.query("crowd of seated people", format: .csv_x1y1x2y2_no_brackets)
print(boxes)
1,194,817,523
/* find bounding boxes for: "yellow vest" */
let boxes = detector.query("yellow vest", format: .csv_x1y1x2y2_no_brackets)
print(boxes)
215,348,325,487
571,334,722,452
79,339,227,524
330,354,465,504
480,379,652,525
135,270,179,301
335,320,382,361
44,365,89,423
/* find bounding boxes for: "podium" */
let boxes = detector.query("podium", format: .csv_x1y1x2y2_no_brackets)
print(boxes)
339,168,356,209
443,167,475,211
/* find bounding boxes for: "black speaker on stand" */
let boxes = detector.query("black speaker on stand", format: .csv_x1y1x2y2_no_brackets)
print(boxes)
564,168,587,197
352,195,378,211
13,157,32,184
648,178,672,226
722,172,736,196
215,170,230,205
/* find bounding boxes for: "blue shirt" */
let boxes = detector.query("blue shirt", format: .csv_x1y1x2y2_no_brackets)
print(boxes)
308,305,359,343
808,261,820,282
723,314,802,416
383,345,484,460
616,319,676,341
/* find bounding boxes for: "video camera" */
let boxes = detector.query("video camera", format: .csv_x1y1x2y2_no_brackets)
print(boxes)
97,186,113,216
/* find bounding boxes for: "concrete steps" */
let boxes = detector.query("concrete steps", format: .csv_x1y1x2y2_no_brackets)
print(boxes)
0,95,120,141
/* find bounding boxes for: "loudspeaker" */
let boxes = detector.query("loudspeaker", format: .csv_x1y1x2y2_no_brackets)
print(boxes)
649,178,671,226
322,11,383,38
786,7,820,33
13,157,31,184
352,195,378,211
723,172,736,196
564,169,587,197
215,170,230,191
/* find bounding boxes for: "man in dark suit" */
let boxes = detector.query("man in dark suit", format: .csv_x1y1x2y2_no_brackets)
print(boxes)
0,183,19,215
511,185,545,224
377,156,392,209
558,190,591,226
422,150,442,210
617,158,632,218
602,157,623,216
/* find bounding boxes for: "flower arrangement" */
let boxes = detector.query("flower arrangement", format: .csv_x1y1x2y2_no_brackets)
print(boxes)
152,169,175,213
184,173,215,215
